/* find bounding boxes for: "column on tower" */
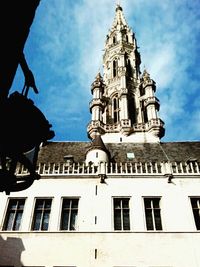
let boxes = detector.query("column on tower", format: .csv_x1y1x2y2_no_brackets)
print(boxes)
142,70,160,121
87,72,106,139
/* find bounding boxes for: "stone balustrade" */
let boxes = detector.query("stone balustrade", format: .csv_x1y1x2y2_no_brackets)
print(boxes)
15,161,200,176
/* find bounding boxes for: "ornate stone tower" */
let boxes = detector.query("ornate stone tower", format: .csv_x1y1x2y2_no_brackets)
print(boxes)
87,4,165,143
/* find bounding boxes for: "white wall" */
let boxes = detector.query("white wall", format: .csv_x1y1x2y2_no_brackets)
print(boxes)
0,175,200,267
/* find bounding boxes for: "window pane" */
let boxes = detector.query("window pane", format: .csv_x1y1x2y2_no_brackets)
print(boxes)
61,212,69,230
193,209,200,230
114,199,121,209
145,209,154,230
9,200,17,210
63,199,70,209
154,209,162,230
144,199,151,208
123,210,130,230
122,199,129,209
33,211,42,230
42,212,50,230
70,210,78,230
13,212,22,230
71,199,79,209
114,209,122,230
45,199,52,209
36,199,44,209
153,198,160,208
191,198,200,230
5,212,15,230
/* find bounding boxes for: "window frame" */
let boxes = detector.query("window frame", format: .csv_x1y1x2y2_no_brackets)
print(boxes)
112,197,131,231
2,198,26,231
31,197,53,231
190,197,200,230
59,197,79,231
143,197,163,231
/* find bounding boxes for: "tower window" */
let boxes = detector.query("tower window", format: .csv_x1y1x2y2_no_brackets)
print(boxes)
113,97,119,123
113,35,116,44
144,198,162,230
3,198,25,230
113,60,118,77
126,35,128,42
127,59,132,76
113,198,130,230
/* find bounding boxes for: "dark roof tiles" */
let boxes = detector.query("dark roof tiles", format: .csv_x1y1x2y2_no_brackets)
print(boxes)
38,141,200,164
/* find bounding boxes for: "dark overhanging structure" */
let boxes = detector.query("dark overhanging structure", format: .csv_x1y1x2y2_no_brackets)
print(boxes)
0,1,55,194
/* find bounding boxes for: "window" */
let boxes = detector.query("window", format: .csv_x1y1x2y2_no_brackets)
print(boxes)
190,198,200,230
144,198,162,230
113,59,118,77
3,198,25,230
60,198,79,230
113,97,119,123
113,198,130,230
31,198,52,231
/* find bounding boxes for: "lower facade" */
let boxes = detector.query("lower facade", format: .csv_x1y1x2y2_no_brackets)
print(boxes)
1,232,200,267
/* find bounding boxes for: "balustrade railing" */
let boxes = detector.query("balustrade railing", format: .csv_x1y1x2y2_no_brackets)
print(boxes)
15,161,200,176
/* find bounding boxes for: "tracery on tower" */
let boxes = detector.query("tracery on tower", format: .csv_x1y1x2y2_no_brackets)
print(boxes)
87,4,165,143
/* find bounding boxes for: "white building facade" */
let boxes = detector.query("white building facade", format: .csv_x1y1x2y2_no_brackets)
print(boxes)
0,4,200,267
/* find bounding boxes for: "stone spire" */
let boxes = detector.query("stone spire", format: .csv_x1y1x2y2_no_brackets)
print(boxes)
87,4,165,143
111,4,128,30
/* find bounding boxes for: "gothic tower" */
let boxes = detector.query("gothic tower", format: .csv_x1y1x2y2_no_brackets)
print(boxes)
87,4,165,143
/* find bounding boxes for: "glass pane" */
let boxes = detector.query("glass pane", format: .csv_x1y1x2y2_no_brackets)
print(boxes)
193,209,200,230
36,199,44,209
114,199,121,209
123,210,130,230
122,199,129,209
63,199,70,209
153,198,160,208
145,209,153,230
33,211,42,230
71,199,79,209
42,212,50,230
70,210,78,230
44,199,52,209
114,209,121,230
18,199,25,209
61,212,69,230
191,198,200,208
154,209,162,230
9,200,17,210
5,212,15,230
144,199,151,209
13,212,22,230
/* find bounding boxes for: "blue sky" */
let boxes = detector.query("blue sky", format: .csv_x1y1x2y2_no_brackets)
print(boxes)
10,0,200,142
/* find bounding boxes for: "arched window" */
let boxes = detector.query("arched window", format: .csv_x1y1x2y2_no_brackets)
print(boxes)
113,59,118,78
113,96,119,123
113,36,116,44
126,35,128,42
